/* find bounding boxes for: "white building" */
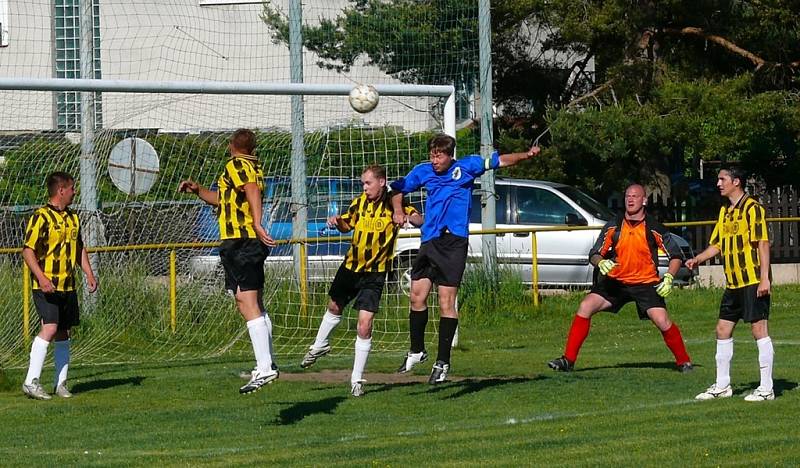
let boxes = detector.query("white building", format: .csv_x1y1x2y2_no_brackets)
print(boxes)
0,0,446,133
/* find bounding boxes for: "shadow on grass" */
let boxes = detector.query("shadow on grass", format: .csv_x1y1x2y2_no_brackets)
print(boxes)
577,361,698,372
395,376,543,399
364,381,421,395
272,396,346,425
739,378,797,397
71,376,146,394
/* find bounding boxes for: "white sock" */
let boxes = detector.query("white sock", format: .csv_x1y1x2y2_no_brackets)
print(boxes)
262,312,276,367
351,336,372,384
25,336,50,385
312,310,342,350
54,339,71,387
246,317,273,374
715,338,734,388
756,336,774,392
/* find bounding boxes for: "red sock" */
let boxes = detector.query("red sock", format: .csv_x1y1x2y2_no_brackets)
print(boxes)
564,315,591,363
661,323,691,365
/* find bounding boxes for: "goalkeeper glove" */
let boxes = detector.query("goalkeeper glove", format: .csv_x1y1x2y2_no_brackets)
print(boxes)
655,273,674,297
597,259,617,276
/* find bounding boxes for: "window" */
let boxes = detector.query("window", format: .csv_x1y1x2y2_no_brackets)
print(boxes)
516,187,581,225
470,185,509,223
54,0,102,131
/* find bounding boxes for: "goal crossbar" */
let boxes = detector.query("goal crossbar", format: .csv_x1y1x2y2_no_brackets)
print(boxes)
0,78,457,136
0,78,455,97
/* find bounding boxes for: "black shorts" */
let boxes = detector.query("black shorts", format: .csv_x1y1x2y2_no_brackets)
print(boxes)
590,276,666,320
411,233,469,287
219,238,271,293
33,290,79,330
719,284,770,323
328,265,386,313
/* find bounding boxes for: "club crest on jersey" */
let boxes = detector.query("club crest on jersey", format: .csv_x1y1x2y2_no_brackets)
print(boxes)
451,167,462,180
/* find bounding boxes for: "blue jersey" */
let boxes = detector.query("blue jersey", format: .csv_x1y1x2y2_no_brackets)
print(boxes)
391,152,500,242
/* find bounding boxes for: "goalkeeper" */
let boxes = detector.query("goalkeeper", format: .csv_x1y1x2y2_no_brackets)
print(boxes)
548,184,692,373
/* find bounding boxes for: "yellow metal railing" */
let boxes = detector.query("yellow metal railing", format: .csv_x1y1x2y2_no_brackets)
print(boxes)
7,216,800,340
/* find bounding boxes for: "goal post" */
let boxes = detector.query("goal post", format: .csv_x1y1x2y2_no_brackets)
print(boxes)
0,77,456,368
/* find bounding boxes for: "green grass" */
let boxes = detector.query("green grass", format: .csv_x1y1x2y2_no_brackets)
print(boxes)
1,285,798,466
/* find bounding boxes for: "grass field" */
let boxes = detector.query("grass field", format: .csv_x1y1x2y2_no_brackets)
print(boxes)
1,285,798,466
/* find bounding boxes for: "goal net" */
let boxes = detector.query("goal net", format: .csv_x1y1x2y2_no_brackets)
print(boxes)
0,0,476,368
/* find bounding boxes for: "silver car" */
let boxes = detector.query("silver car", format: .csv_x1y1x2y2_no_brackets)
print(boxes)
391,178,695,293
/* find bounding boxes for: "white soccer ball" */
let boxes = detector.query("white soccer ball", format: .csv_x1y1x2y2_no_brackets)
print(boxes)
348,84,380,113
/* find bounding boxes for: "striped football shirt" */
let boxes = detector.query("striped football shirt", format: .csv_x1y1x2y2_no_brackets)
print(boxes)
23,205,83,291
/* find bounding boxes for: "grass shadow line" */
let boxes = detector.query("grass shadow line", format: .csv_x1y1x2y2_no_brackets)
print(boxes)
71,376,146,394
740,378,797,397
390,376,543,399
272,396,346,425
577,361,697,373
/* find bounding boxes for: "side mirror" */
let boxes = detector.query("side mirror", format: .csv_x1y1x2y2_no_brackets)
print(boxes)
565,213,588,226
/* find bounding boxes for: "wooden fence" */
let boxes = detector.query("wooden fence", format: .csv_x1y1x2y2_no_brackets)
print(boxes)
609,187,800,263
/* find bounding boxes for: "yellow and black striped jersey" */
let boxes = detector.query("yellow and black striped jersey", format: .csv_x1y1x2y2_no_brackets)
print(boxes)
217,155,264,240
709,195,769,289
341,190,417,273
23,205,83,292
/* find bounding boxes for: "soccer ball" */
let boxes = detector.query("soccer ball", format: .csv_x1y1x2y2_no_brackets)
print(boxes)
348,84,380,113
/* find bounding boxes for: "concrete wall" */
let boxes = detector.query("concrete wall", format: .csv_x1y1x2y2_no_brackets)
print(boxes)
695,264,800,288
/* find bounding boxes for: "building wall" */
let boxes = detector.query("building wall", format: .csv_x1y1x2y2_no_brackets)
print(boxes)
0,0,435,133
0,1,54,130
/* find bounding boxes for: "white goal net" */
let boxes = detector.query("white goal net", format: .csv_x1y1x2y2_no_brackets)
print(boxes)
0,0,476,368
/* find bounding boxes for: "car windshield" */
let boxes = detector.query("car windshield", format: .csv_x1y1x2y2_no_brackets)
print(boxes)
554,186,614,221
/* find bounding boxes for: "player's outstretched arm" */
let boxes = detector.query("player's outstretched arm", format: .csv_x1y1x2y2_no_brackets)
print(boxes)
178,179,219,207
327,215,351,233
685,245,721,270
498,145,541,168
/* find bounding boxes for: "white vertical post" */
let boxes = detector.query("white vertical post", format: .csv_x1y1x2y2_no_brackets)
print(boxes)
80,0,99,308
444,91,456,138
289,0,307,283
478,0,496,269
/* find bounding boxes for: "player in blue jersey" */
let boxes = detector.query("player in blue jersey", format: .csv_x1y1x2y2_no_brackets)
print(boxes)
390,133,540,384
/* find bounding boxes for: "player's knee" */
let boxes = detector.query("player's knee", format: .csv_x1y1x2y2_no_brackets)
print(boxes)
357,325,372,339
410,295,427,310
327,301,342,315
715,323,733,339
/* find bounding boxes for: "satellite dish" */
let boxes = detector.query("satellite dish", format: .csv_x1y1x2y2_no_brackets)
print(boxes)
108,137,160,195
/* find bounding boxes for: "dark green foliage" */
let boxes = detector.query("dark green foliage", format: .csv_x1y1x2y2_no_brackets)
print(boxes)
262,0,479,86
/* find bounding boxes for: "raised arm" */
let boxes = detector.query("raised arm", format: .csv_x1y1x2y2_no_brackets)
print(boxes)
685,245,721,270
498,145,541,168
178,179,219,207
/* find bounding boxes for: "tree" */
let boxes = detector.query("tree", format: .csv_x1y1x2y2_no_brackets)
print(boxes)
261,1,800,196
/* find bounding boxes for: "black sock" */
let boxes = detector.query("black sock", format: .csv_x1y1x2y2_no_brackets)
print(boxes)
409,309,428,353
437,317,459,364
